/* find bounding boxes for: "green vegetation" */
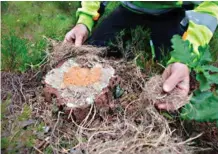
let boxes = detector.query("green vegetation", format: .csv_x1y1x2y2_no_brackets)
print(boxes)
1,2,80,40
181,90,218,122
171,35,218,92
1,32,46,72
1,1,80,72
109,26,151,60
1,99,46,153
170,35,218,122
1,1,121,72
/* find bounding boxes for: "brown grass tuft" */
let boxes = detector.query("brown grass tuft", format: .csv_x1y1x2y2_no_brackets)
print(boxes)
48,42,107,67
140,75,190,110
69,103,200,154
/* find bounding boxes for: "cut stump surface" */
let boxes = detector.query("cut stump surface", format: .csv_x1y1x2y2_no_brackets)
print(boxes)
44,56,118,122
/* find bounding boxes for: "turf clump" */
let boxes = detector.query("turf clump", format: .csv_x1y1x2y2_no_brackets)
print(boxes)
140,75,190,110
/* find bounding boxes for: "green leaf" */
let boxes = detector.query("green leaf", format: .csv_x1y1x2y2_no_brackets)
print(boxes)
196,73,210,91
181,91,218,122
208,73,218,84
198,45,212,64
191,91,213,104
201,65,218,72
202,71,218,85
170,35,196,64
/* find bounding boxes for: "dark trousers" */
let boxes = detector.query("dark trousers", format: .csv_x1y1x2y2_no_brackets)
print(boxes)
88,5,187,60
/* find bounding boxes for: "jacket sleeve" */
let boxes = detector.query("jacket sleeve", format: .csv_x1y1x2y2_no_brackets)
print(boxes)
76,1,101,33
169,1,218,64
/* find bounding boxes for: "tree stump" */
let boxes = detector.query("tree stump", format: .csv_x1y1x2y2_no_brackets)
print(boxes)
44,58,120,122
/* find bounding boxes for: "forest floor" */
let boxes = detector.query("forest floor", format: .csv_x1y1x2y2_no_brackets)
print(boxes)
1,2,218,154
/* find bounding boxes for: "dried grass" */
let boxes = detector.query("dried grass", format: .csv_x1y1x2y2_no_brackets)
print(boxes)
63,70,198,154
140,75,190,110
1,71,42,109
1,42,210,154
69,104,200,154
48,42,107,67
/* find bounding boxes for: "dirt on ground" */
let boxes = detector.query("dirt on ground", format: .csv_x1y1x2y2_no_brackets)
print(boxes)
1,42,217,154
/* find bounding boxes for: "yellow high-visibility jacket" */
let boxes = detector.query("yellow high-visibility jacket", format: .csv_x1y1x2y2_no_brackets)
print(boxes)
76,1,218,64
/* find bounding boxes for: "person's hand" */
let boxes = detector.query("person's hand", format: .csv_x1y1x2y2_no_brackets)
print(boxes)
64,24,89,47
156,62,190,111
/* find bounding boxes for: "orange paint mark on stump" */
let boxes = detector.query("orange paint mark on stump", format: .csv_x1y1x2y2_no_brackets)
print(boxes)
63,66,101,86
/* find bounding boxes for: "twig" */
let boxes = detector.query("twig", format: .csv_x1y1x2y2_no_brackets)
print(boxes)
18,77,26,103
69,115,109,131
157,63,166,69
177,133,202,145
51,111,64,137
33,146,44,154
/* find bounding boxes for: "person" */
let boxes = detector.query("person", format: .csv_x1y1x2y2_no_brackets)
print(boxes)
64,1,218,111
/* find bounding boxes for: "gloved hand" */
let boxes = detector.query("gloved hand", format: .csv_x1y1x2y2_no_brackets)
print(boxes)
64,24,89,47
156,62,190,111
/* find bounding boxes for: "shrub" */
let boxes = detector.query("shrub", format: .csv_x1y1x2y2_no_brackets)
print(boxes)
1,32,46,72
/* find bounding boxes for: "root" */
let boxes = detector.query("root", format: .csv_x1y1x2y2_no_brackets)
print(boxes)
48,42,107,67
71,105,198,154
140,75,190,110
